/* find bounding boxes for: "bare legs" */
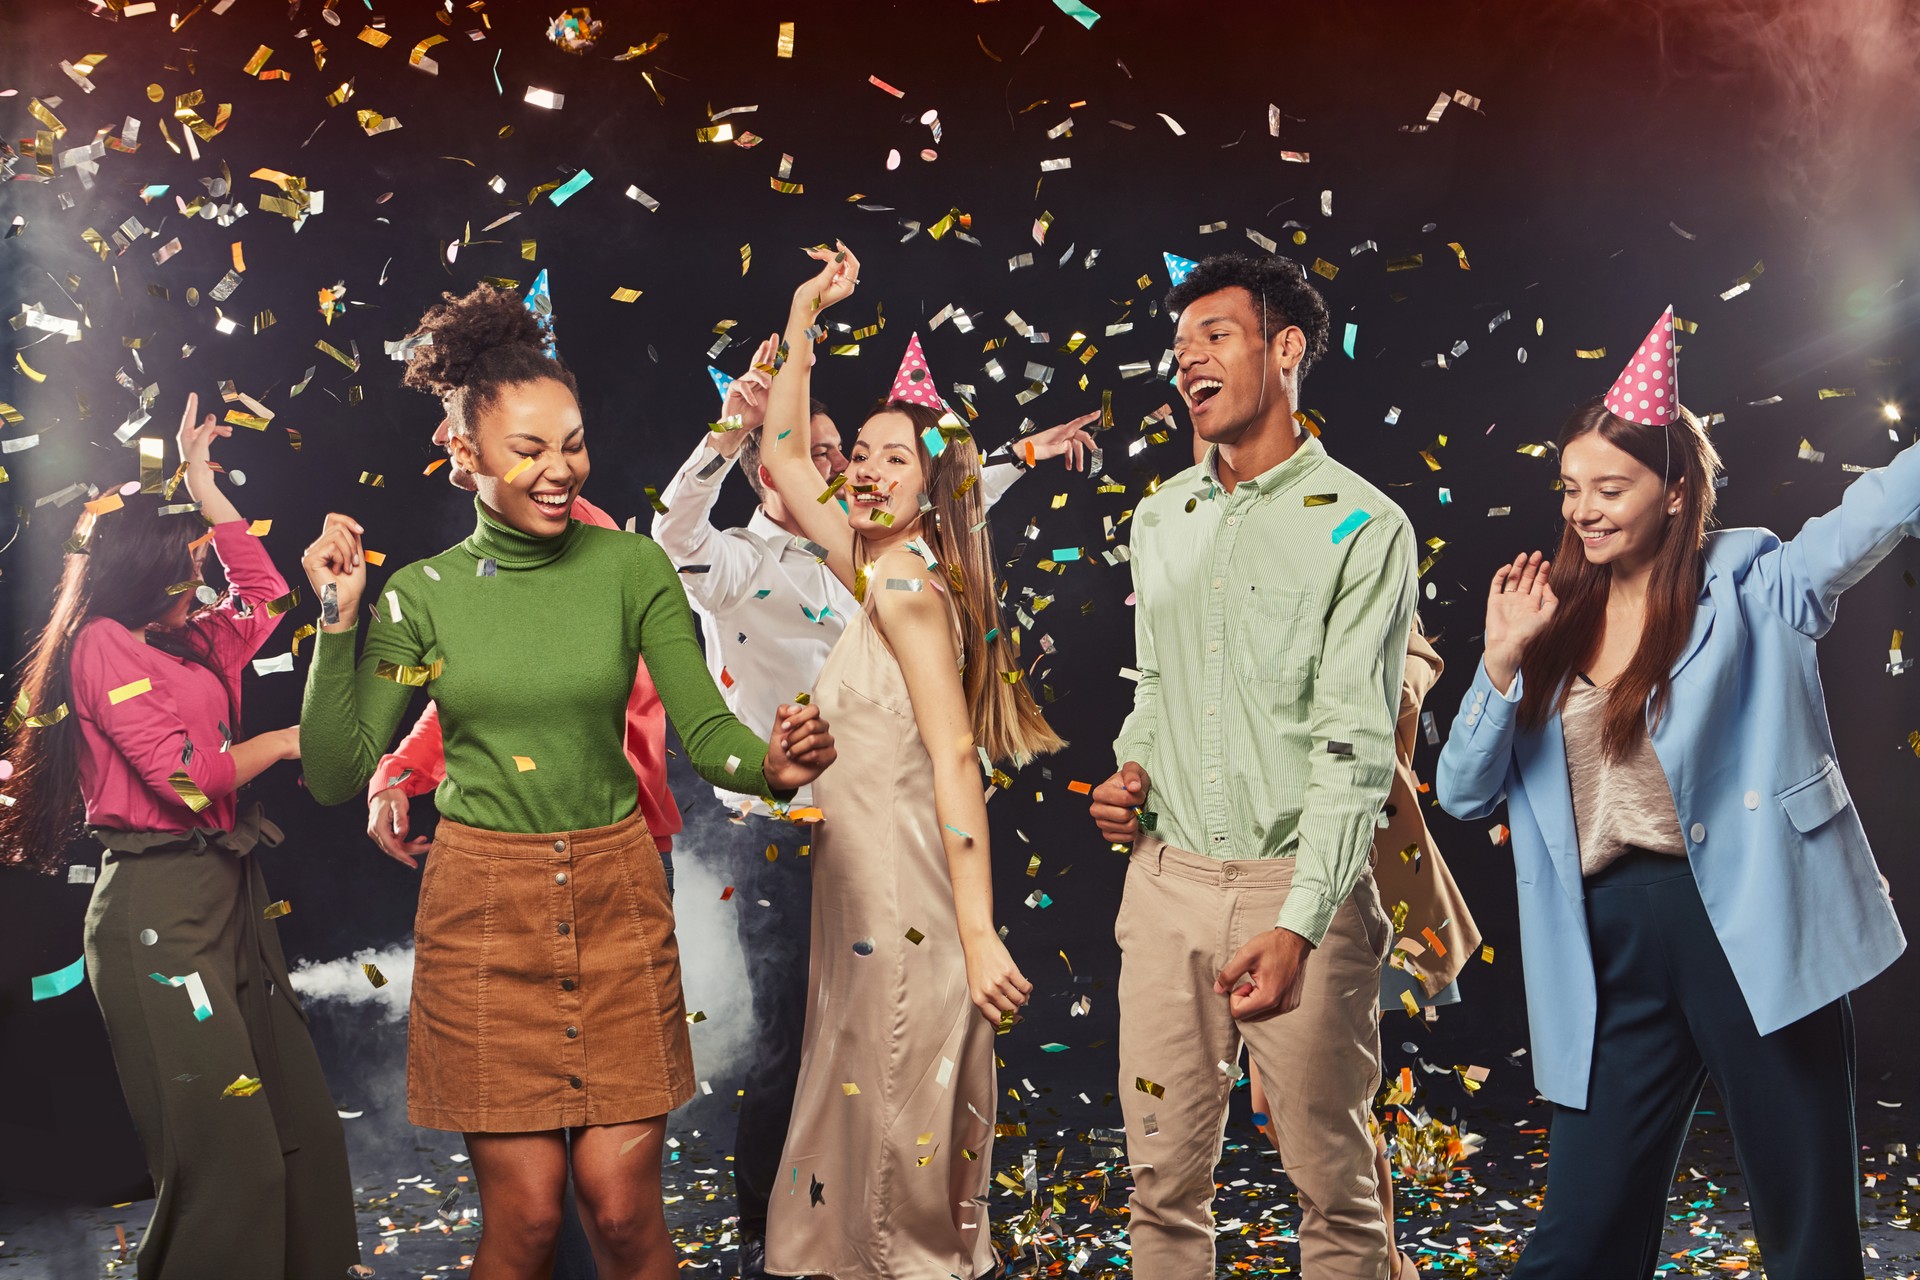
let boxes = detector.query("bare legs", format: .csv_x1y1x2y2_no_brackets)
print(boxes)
467,1117,676,1280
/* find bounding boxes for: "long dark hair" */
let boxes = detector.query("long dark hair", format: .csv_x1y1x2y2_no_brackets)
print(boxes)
1518,398,1723,759
0,494,241,873
852,400,1064,768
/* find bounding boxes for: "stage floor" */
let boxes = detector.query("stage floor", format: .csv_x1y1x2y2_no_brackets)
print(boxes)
4,1092,1914,1277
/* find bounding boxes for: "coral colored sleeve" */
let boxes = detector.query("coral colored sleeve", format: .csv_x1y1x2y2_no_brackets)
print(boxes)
367,701,447,802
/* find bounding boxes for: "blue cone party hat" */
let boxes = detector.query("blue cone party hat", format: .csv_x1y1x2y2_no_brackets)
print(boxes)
1164,252,1198,287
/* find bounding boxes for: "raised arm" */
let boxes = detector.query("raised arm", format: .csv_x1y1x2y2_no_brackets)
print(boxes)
1751,436,1920,637
1435,552,1559,820
172,396,291,666
871,546,1032,1026
651,440,769,614
298,514,422,805
764,245,863,591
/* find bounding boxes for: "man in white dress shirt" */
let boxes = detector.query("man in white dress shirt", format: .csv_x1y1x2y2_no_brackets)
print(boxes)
652,334,1094,1278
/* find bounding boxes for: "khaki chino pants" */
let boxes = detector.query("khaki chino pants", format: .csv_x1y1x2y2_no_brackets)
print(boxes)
1116,836,1395,1279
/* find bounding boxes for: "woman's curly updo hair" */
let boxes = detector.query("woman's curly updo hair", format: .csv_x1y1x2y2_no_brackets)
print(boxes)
1165,252,1332,382
398,282,578,438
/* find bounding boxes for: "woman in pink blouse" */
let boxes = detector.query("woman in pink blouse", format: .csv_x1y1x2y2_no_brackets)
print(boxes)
0,396,358,1278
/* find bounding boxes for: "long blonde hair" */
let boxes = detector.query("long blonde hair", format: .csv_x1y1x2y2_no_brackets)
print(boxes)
854,400,1065,768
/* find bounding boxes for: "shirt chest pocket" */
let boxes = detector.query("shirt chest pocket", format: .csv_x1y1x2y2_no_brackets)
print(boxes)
1232,584,1318,691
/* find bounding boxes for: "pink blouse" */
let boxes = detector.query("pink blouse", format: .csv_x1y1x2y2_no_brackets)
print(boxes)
70,520,288,832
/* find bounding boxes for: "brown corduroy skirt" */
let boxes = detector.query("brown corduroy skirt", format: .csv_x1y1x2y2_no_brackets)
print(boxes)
407,809,695,1133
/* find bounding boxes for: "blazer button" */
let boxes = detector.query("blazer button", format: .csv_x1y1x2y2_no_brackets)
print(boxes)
1689,822,1707,843
561,978,576,991
1743,791,1760,810
555,872,569,886
565,1025,579,1039
569,1076,583,1089
553,839,567,853
557,922,570,936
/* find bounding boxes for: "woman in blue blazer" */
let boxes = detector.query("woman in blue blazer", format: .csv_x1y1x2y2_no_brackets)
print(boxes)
1437,313,1906,1279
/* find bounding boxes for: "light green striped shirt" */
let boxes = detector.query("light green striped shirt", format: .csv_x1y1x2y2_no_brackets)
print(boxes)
1114,434,1417,945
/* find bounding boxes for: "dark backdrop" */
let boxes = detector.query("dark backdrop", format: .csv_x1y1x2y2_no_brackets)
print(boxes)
3,0,1917,1203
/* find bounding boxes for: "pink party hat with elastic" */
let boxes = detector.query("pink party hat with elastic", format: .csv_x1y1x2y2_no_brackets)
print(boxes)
889,334,949,411
1605,307,1678,426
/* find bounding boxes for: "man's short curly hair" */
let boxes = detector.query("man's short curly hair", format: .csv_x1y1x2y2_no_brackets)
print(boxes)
1165,253,1332,382
398,282,578,437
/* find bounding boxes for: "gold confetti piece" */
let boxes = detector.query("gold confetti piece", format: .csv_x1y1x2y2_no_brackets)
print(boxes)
740,243,752,275
776,21,795,57
410,34,447,72
610,287,643,303
513,755,537,772
424,458,448,476
262,899,292,920
225,411,271,431
1400,988,1422,1017
1303,493,1339,507
355,109,402,136
1514,443,1549,458
315,339,358,370
502,457,535,484
357,26,391,48
246,519,272,537
841,1082,862,1096
222,1074,264,1098
165,579,203,597
363,962,389,988
1818,387,1857,400
905,927,926,945
292,621,319,656
770,176,804,195
1445,241,1471,269
15,354,46,384
4,692,69,731
374,659,445,686
1386,254,1423,272
1481,944,1495,963
1574,347,1607,359
695,123,735,143
1134,1077,1165,1098
108,678,153,705
167,772,212,813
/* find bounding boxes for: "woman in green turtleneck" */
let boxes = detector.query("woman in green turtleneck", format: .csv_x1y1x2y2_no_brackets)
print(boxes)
298,284,836,1280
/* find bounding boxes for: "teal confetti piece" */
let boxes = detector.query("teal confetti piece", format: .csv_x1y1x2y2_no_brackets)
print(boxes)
1041,1043,1070,1052
1050,547,1082,561
148,970,213,1021
921,425,948,457
549,169,594,207
1330,509,1372,545
943,823,973,840
1438,488,1452,505
1343,322,1358,359
30,955,85,1001
1051,0,1102,29
491,48,503,96
753,589,772,599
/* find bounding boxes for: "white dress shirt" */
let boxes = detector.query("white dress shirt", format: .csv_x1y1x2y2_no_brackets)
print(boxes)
653,437,1021,814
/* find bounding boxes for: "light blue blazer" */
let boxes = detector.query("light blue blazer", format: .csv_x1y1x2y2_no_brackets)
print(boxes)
1437,444,1916,1109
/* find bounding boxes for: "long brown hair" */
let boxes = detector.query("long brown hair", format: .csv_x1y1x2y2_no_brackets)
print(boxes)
0,495,240,873
1517,398,1723,759
853,400,1065,768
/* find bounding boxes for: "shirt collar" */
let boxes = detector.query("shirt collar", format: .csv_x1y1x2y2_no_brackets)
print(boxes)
1200,431,1325,499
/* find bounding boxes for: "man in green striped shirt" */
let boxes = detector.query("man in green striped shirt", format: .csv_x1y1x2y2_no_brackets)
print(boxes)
1090,254,1417,1279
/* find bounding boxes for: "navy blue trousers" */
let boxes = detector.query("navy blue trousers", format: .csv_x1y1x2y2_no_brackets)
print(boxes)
1513,852,1862,1280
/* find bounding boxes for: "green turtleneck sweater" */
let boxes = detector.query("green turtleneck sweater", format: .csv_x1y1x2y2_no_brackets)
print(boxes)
301,499,777,833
